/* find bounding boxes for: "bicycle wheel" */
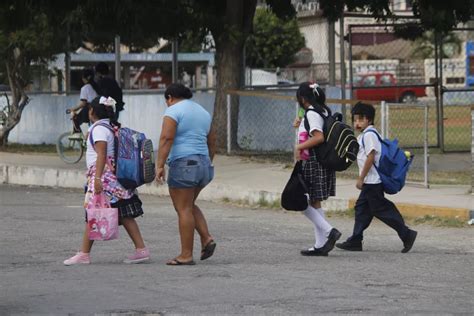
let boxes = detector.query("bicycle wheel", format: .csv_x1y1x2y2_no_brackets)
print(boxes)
56,132,84,164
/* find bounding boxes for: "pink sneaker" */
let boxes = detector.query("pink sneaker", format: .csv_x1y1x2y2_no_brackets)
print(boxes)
123,248,150,264
63,252,90,266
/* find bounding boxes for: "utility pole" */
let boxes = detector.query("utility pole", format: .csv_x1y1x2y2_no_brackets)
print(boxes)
114,35,121,87
172,40,179,83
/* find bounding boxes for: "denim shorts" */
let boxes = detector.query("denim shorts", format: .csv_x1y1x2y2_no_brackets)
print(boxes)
168,155,214,189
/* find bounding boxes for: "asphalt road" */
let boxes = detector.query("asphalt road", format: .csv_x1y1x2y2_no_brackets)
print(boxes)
1,184,473,315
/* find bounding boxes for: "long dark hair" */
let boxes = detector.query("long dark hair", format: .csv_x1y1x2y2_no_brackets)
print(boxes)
164,83,193,100
89,96,120,127
296,82,331,115
82,68,101,95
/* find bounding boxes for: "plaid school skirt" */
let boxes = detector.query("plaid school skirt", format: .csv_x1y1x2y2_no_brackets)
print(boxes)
301,155,336,202
84,159,144,222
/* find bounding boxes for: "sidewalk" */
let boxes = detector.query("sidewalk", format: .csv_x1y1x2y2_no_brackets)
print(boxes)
0,152,472,220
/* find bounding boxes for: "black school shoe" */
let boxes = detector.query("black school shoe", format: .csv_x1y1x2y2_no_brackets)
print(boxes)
336,240,363,251
300,247,328,256
401,229,418,253
322,228,342,253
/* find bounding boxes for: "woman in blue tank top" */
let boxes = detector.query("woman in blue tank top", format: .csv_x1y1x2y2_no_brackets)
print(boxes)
155,83,217,265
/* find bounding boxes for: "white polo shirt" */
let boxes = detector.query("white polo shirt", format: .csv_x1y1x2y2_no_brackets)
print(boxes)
86,119,115,169
357,126,382,184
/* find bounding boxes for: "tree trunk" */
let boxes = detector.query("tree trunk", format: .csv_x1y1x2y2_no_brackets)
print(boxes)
0,94,29,148
211,0,257,152
213,42,243,152
0,60,29,148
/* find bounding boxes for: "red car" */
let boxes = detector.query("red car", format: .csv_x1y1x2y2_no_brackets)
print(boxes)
352,73,426,103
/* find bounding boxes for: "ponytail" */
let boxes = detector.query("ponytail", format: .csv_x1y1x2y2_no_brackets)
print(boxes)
296,82,331,115
89,96,120,127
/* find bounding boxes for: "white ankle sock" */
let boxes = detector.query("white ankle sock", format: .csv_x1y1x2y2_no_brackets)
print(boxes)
304,206,332,248
315,207,333,237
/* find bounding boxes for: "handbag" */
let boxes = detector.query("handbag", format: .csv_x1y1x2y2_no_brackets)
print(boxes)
86,194,119,241
281,161,309,211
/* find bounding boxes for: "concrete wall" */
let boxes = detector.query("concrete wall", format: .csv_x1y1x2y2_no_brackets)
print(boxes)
9,92,216,147
472,106,474,194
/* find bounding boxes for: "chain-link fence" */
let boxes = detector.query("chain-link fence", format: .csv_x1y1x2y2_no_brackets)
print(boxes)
348,24,474,153
225,89,430,187
225,90,295,161
438,28,474,152
384,102,429,186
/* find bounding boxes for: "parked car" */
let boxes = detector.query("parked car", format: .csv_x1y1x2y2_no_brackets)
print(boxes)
352,73,426,103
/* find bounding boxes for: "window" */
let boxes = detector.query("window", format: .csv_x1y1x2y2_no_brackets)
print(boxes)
361,76,376,87
379,75,392,85
446,77,464,84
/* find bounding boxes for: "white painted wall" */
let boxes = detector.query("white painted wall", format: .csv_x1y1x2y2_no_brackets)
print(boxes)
8,92,216,146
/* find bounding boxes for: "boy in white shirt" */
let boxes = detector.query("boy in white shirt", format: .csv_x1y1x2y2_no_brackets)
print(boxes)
336,102,417,253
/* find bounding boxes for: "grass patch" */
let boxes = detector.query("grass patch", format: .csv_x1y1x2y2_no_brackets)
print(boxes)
327,208,355,218
409,215,467,228
220,196,282,210
256,197,281,209
1,143,57,153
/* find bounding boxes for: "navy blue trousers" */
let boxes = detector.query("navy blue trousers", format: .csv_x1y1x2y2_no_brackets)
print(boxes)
348,183,409,243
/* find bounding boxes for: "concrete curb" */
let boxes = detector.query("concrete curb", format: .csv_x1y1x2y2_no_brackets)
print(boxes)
0,163,350,211
1,163,471,220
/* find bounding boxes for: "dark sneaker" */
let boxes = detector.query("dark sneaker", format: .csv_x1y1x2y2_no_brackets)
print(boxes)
336,240,363,251
321,228,342,253
401,230,417,253
300,247,328,256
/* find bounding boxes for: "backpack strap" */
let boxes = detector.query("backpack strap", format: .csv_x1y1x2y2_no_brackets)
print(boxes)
303,106,329,133
361,128,387,171
89,122,118,171
361,128,386,149
89,122,115,149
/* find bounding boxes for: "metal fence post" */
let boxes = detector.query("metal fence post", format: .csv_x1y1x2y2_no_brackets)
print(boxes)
339,15,346,123
295,102,300,161
381,101,386,138
438,34,445,152
227,94,231,155
114,35,121,87
424,104,430,188
386,103,390,139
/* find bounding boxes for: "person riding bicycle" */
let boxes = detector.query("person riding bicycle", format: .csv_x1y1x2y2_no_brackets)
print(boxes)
67,68,100,137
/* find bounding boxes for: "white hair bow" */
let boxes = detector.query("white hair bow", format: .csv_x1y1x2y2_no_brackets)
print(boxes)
309,83,320,96
99,96,116,113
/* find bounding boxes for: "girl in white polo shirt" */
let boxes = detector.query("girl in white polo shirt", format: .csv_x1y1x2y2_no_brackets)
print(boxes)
63,96,149,265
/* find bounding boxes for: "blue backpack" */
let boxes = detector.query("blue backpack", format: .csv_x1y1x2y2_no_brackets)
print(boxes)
90,123,155,189
362,129,413,194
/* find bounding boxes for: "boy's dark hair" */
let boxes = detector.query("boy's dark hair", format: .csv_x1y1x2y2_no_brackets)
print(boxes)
165,83,193,100
95,62,110,75
89,96,120,127
351,102,375,124
296,82,330,114
82,68,95,81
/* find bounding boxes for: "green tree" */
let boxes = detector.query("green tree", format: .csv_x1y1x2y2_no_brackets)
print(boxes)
319,0,473,34
411,31,463,59
0,0,80,147
245,8,305,68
